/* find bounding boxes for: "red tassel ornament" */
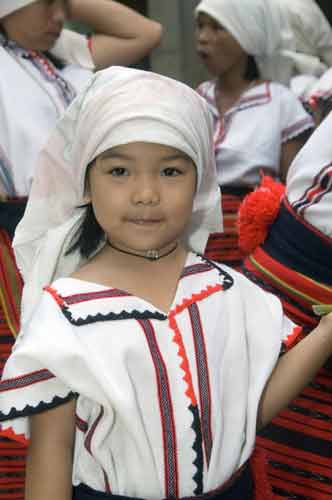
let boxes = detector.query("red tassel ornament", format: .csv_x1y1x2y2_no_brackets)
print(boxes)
238,176,285,255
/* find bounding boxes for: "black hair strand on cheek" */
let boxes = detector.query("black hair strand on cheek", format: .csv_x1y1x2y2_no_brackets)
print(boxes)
66,203,105,259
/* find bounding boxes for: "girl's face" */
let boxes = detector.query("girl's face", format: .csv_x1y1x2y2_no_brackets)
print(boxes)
1,0,68,51
196,12,247,78
86,142,197,254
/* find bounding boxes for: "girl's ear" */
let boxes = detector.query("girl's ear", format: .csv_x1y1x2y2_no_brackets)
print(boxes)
83,181,91,204
83,161,94,203
83,189,91,204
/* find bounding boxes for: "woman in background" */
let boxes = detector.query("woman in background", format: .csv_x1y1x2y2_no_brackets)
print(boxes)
195,0,313,268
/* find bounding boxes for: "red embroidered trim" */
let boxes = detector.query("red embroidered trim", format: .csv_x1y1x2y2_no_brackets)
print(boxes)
138,319,179,498
0,425,28,446
168,284,222,407
0,368,54,392
171,284,223,318
44,285,66,307
283,325,302,348
83,406,112,493
189,304,213,465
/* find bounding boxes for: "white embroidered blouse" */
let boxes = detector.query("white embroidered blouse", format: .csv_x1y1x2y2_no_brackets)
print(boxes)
0,254,300,497
197,80,314,188
0,32,94,197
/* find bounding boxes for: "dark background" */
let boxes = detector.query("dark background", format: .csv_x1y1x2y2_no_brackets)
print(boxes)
317,0,332,24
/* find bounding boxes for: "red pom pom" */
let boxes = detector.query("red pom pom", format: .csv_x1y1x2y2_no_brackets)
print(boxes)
238,176,285,255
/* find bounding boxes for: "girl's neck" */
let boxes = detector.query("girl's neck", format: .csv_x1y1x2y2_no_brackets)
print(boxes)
72,243,190,313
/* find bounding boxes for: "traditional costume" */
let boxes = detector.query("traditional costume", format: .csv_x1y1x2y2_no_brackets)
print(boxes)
0,1,94,496
0,66,300,499
195,0,313,267
239,113,332,499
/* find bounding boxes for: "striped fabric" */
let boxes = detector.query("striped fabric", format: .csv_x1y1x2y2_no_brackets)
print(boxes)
292,162,332,217
0,230,25,500
204,192,249,269
242,200,332,499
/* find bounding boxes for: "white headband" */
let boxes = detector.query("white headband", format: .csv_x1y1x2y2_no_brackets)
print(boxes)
0,0,35,18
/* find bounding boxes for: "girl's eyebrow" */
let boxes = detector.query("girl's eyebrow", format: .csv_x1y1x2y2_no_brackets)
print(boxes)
100,152,133,161
162,154,191,162
99,152,191,162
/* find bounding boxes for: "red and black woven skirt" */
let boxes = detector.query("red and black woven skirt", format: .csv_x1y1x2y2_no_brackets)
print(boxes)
242,200,332,500
0,199,27,500
204,187,251,269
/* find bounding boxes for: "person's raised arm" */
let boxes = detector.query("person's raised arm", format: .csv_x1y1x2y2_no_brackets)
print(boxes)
68,0,163,70
279,133,310,182
25,399,76,500
257,312,332,430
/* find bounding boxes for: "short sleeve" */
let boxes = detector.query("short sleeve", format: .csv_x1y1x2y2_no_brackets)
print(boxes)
277,85,314,143
0,290,77,443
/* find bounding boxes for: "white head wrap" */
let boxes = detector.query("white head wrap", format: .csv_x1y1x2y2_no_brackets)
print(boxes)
275,0,332,77
0,0,35,18
13,66,222,324
195,0,295,85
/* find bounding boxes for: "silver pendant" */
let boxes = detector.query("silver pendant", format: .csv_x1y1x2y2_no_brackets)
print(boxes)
146,249,160,260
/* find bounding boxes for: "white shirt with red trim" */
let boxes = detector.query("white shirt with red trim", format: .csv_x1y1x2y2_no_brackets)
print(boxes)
0,33,93,197
286,112,332,238
197,80,313,188
0,254,300,497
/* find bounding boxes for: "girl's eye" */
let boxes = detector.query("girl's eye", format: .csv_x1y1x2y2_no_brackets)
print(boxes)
109,167,129,177
161,167,182,177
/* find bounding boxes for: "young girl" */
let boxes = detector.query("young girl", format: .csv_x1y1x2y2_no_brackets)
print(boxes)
194,0,314,266
0,67,331,500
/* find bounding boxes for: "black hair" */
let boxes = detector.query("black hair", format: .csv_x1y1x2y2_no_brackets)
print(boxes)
43,51,66,70
66,161,105,259
244,55,260,81
66,203,105,259
317,95,332,122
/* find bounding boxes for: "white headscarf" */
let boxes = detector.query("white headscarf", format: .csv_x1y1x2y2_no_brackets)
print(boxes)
0,0,35,18
13,66,222,324
276,0,332,76
195,0,295,85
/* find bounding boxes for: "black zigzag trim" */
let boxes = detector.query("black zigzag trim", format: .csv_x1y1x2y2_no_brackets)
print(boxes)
197,254,234,291
0,392,77,421
60,307,167,326
189,404,204,495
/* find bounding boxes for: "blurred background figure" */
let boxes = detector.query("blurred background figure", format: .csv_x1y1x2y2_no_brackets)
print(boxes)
277,0,332,77
0,1,162,498
194,0,313,268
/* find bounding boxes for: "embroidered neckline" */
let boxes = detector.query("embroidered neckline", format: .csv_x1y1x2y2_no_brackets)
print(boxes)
203,80,271,120
0,32,76,110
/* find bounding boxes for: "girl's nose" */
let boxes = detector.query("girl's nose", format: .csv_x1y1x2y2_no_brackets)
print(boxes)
132,178,160,206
